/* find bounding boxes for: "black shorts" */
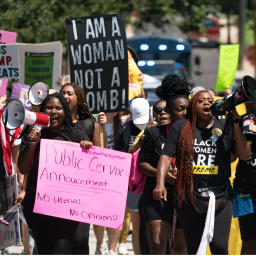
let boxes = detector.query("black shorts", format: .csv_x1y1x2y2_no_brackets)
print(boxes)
142,177,182,229
239,211,256,241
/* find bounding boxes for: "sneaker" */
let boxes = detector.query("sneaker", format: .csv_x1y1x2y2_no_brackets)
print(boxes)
95,240,106,255
118,243,128,255
106,251,116,255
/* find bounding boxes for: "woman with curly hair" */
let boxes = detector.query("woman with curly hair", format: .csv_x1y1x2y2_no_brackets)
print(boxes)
138,74,189,254
154,90,251,254
19,93,92,254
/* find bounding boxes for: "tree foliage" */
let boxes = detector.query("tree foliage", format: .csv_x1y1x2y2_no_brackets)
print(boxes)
0,0,221,45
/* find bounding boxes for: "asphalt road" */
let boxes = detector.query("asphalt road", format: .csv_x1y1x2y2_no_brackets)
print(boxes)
191,47,220,90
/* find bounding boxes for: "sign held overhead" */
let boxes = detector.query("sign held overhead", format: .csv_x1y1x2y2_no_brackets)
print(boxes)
65,14,129,114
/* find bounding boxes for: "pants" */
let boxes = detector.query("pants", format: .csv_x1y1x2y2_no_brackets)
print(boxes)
119,206,131,244
72,222,90,254
138,195,150,255
0,181,7,215
175,197,233,255
23,194,79,255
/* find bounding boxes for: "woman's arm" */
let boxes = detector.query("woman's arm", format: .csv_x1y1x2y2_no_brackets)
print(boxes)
231,109,251,160
139,160,177,186
153,155,174,201
92,123,101,147
97,112,107,148
11,145,20,174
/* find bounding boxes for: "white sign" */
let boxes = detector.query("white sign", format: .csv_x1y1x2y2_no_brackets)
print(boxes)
0,174,21,249
0,44,20,79
18,42,63,89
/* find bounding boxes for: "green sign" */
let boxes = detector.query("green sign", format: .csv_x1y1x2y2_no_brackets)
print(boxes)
215,44,239,91
24,52,54,88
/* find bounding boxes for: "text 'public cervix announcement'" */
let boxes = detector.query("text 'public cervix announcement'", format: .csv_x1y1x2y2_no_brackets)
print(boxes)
65,14,129,114
34,139,132,229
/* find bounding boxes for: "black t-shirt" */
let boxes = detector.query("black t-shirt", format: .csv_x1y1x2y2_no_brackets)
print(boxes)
0,144,6,182
139,125,169,169
138,124,173,192
74,116,96,141
234,118,256,194
162,119,235,189
113,122,141,152
19,126,89,197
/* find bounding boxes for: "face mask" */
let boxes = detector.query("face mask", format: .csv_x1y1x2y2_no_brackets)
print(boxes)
135,123,148,131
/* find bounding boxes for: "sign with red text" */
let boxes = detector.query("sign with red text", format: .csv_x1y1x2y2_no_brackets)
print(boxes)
34,139,131,229
0,31,17,97
0,44,19,79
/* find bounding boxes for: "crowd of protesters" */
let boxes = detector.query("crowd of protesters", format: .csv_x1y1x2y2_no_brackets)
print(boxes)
0,70,255,256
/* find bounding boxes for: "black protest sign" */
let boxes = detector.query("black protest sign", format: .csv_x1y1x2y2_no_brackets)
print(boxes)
65,14,128,114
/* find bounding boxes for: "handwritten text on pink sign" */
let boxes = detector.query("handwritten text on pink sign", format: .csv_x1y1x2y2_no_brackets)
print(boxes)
33,139,131,229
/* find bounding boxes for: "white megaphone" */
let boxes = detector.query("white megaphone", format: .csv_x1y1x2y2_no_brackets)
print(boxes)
2,99,50,141
28,81,49,112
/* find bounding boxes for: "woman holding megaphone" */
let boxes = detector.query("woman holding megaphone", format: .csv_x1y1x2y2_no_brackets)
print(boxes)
18,93,92,255
153,90,251,254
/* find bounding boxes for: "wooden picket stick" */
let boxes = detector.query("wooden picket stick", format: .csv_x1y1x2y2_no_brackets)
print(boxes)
99,124,104,148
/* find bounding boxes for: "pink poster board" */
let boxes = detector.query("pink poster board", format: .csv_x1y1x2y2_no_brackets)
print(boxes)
0,30,17,97
34,139,132,229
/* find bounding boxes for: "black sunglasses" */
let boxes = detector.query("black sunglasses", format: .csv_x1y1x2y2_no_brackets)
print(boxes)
154,107,168,113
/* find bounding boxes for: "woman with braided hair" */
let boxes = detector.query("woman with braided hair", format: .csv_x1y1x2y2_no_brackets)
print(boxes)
60,82,107,148
138,74,189,254
154,90,251,254
60,83,107,254
18,93,92,254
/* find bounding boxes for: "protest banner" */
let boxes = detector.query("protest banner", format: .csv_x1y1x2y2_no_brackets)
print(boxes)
215,44,239,91
10,83,32,110
0,174,21,249
128,50,142,100
65,14,129,114
34,139,131,229
18,42,63,89
0,30,17,97
0,44,19,80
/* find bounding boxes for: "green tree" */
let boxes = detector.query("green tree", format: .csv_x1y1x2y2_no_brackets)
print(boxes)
214,0,239,44
0,0,219,45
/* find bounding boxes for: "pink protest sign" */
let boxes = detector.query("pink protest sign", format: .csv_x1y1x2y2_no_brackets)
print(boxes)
0,30,17,97
34,139,132,229
0,30,17,44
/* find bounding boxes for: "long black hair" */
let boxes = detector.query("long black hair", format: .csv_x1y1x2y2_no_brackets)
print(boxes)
161,74,191,110
40,93,76,141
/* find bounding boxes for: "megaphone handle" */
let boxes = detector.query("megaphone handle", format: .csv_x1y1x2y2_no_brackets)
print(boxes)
27,125,41,142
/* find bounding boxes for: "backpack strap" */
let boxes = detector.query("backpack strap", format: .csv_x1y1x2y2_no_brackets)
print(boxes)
83,118,95,141
122,120,132,152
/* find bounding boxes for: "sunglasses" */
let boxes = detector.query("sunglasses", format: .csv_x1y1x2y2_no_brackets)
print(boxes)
154,107,168,114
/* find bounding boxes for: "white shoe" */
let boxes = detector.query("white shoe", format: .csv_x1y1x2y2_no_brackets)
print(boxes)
106,251,116,255
118,243,128,255
95,240,106,255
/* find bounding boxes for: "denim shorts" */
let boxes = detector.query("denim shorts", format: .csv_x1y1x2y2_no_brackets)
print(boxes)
127,190,141,211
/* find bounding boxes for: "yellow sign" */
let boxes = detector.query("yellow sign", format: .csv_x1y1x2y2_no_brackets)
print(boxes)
128,51,142,100
215,44,239,91
193,165,218,175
